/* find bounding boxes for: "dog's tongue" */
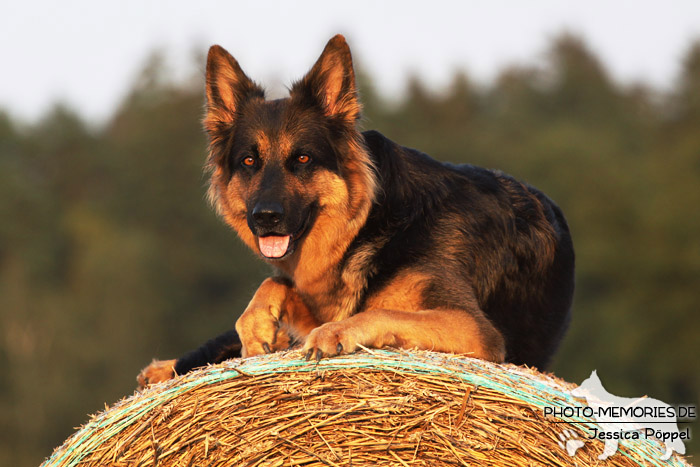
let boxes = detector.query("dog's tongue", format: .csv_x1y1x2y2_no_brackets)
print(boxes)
258,235,290,258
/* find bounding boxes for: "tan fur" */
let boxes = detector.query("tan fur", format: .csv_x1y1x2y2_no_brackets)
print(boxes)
303,35,362,121
267,137,377,324
254,130,271,158
303,308,505,361
277,131,294,156
298,271,506,361
364,272,430,312
137,359,177,388
204,45,258,122
201,36,504,365
236,278,321,357
216,176,257,252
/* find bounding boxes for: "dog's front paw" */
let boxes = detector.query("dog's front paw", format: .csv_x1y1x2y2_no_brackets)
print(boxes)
236,308,290,357
137,359,177,389
303,321,362,361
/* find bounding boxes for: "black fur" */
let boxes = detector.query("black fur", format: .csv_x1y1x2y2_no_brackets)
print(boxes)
173,330,242,375
354,130,574,368
172,129,574,372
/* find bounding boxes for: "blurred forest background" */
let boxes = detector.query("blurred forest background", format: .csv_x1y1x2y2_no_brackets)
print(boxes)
1,34,699,465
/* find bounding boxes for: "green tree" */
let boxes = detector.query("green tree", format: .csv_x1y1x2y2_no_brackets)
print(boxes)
1,34,699,465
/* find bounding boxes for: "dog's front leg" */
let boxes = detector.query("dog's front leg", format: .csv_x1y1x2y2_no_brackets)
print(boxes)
302,308,505,362
237,277,319,357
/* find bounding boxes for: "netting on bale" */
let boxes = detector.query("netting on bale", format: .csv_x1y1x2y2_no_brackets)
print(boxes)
42,349,692,466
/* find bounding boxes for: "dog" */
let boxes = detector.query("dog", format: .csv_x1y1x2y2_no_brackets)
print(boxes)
138,34,575,387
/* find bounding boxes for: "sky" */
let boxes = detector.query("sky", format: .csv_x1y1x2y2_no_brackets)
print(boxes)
2,0,700,123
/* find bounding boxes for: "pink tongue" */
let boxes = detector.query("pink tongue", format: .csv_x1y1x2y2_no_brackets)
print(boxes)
258,235,290,258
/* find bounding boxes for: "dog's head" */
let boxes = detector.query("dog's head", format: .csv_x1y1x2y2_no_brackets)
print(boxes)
204,35,376,263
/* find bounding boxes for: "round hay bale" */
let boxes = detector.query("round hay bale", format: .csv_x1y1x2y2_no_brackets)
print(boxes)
42,349,691,466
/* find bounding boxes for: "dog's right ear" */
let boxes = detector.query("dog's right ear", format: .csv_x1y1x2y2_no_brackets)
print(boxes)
204,45,264,125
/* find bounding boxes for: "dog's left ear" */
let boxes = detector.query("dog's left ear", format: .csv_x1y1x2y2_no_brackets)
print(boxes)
293,34,360,122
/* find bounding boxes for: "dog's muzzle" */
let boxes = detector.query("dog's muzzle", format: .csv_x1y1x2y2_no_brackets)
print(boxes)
252,201,284,231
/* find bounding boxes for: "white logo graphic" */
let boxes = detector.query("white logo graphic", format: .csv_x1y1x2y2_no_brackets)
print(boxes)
563,370,687,460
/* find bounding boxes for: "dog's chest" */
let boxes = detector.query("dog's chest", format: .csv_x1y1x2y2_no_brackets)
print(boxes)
299,277,365,324
294,237,384,323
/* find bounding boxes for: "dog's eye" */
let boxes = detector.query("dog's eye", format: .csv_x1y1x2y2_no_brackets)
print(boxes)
242,156,256,167
297,154,311,164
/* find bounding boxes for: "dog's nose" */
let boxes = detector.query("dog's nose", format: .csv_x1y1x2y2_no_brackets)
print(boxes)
252,202,284,229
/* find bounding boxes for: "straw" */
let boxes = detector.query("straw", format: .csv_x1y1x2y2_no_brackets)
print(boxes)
41,349,693,466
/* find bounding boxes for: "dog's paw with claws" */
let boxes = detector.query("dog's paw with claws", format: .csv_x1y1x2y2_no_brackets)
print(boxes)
303,321,363,361
236,305,294,357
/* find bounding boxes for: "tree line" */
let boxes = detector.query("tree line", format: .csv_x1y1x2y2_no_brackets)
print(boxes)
1,34,698,465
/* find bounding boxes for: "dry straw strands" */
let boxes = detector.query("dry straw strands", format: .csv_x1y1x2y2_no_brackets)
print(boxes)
42,349,692,466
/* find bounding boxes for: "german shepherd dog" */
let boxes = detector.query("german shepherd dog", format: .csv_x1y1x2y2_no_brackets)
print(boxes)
138,35,575,387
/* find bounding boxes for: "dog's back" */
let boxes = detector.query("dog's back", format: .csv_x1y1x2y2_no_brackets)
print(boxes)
361,130,575,368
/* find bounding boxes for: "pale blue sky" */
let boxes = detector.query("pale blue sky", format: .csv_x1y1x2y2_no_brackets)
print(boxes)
2,0,700,123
